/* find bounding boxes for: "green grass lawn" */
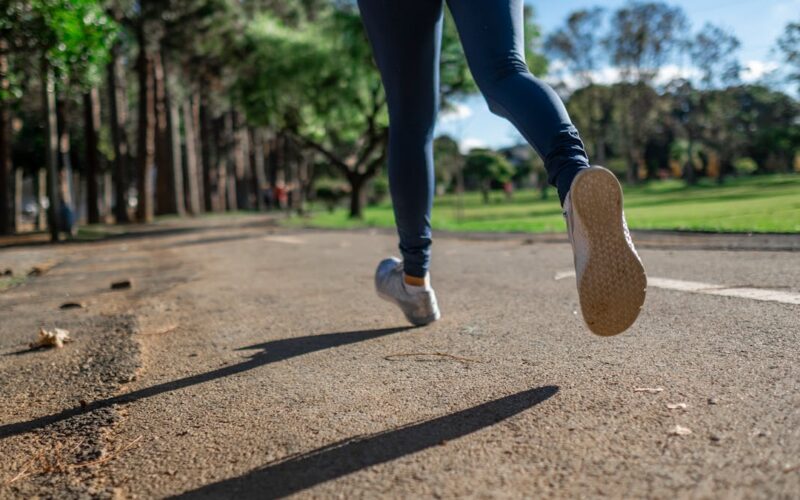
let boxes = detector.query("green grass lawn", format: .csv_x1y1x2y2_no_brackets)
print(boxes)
288,174,800,234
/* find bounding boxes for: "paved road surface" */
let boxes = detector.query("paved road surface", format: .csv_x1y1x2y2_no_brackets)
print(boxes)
1,216,798,498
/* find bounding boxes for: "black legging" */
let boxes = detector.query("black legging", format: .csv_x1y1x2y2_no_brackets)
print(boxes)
358,0,590,277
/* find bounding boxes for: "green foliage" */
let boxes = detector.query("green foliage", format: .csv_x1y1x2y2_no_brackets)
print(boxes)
315,183,348,212
522,5,548,77
439,9,476,99
734,157,758,175
463,149,515,202
2,0,119,90
368,176,389,206
237,9,384,145
433,135,462,190
670,139,703,169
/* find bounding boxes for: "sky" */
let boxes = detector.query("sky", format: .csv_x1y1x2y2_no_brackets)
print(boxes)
436,0,800,152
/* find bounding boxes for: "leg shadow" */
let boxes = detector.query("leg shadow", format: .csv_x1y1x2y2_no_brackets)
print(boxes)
0,327,412,439
176,385,559,499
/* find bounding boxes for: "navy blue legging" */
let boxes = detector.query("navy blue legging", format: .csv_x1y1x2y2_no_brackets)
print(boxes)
358,0,591,278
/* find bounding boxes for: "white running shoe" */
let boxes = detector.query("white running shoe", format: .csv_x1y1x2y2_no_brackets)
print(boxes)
375,257,441,327
563,166,647,336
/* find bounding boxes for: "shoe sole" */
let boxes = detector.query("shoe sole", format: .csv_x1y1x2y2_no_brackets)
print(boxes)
571,167,647,336
376,290,441,327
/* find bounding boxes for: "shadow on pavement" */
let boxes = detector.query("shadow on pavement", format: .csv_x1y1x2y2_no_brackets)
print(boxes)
0,327,411,439
175,385,559,499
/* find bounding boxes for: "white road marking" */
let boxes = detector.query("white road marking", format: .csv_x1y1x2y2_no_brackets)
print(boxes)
262,235,305,245
554,270,575,281
554,271,800,305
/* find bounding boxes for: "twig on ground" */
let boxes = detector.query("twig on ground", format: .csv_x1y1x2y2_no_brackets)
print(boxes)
383,352,481,364
140,324,178,336
68,435,143,469
4,438,84,486
634,387,664,393
3,434,141,486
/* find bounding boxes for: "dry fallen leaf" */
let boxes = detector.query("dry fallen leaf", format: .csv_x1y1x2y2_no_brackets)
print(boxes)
30,328,73,349
669,425,692,436
634,387,664,393
667,403,688,410
28,261,57,277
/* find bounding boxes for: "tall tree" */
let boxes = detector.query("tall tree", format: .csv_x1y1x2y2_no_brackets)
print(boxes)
3,0,117,238
545,8,605,87
182,95,202,214
135,17,156,222
41,62,60,240
83,87,102,223
777,21,800,95
107,40,131,223
237,4,483,218
0,39,11,235
691,23,741,89
689,23,741,183
463,149,514,204
604,1,688,182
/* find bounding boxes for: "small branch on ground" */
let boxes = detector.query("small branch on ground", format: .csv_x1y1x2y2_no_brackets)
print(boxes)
383,352,481,364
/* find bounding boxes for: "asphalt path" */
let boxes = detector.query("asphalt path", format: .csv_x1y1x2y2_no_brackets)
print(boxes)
1,216,798,498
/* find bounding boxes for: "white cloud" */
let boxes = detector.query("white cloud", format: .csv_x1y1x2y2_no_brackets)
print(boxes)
653,65,701,86
741,60,780,82
546,62,699,89
459,137,486,154
439,103,473,123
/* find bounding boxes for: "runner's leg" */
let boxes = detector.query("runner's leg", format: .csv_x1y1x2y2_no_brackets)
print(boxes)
358,0,444,278
447,0,591,203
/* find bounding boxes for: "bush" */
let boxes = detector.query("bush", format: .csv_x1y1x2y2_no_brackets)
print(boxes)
369,177,389,206
734,157,758,176
315,184,348,212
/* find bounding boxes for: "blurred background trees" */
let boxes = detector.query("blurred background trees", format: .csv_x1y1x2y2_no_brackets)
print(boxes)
0,0,798,238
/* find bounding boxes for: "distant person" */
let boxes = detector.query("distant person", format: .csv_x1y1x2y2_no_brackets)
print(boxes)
274,182,288,210
364,0,647,336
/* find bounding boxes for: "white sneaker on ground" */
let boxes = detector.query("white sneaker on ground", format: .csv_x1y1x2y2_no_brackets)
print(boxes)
563,166,647,336
375,257,441,327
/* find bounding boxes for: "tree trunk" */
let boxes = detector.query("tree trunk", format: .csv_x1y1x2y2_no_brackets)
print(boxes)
182,97,201,215
36,169,46,230
297,155,309,214
235,119,251,210
107,41,131,223
102,171,113,222
210,116,226,212
223,112,237,211
153,50,177,215
83,88,102,224
348,175,366,219
72,171,84,225
166,73,185,216
55,99,74,209
251,128,267,211
684,138,697,186
595,137,607,166
0,42,10,235
136,24,156,223
13,168,22,232
42,61,60,241
199,90,215,212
